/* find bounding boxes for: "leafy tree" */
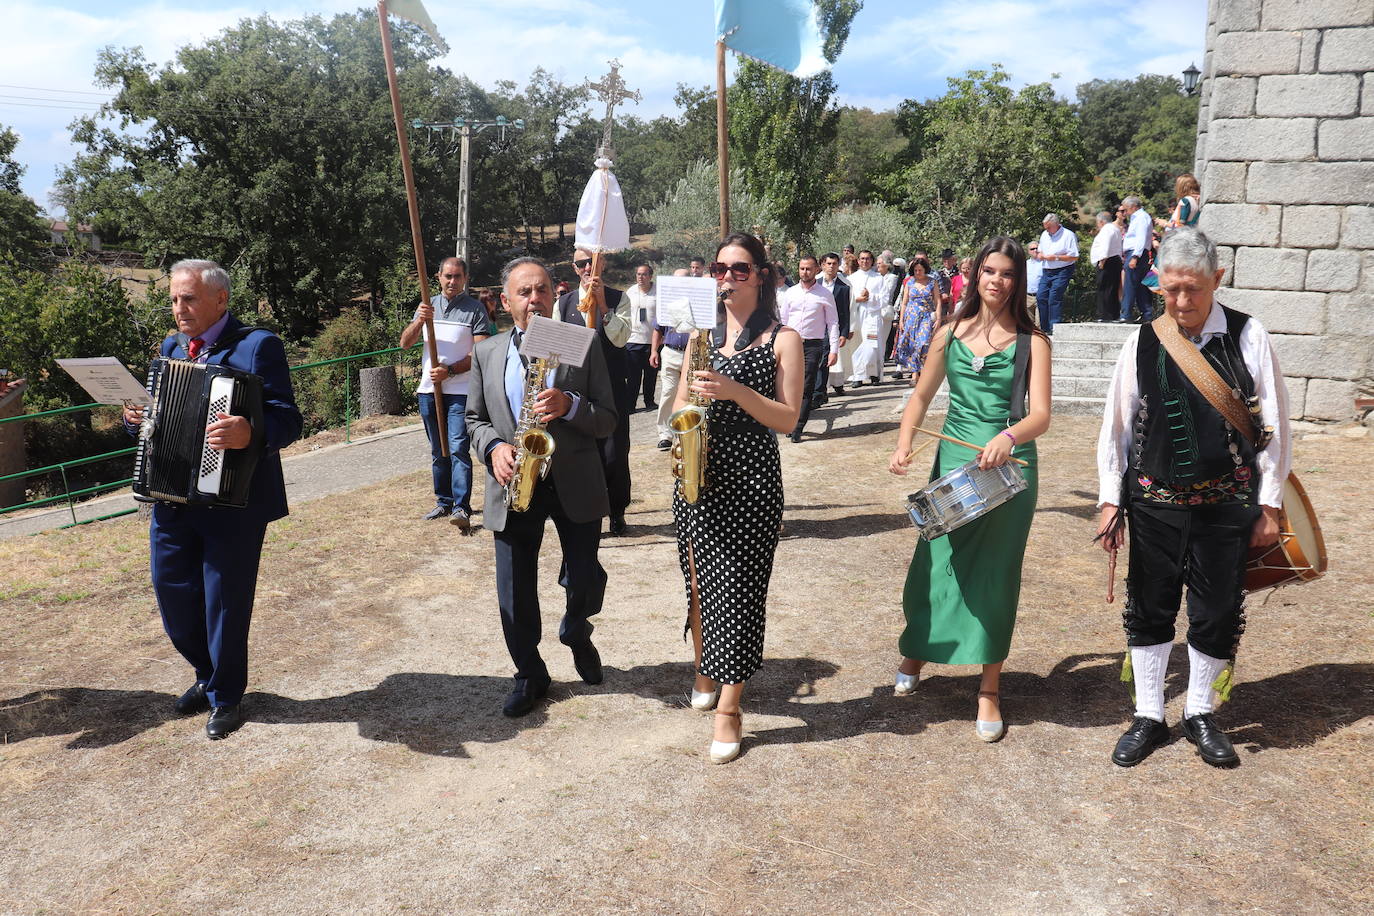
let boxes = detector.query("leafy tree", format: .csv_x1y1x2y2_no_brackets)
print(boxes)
882,66,1090,253
0,127,49,271
809,203,916,260
639,160,787,265
830,107,905,204
1099,91,1199,213
615,84,719,220
57,11,455,340
728,0,863,243
1075,74,1188,173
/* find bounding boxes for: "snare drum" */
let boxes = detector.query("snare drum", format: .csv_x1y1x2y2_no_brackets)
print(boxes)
1245,473,1327,591
905,459,1028,541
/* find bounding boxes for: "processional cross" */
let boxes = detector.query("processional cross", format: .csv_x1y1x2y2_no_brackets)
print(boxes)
585,59,641,163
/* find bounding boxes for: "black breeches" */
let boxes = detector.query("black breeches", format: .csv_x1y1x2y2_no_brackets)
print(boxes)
1124,499,1260,659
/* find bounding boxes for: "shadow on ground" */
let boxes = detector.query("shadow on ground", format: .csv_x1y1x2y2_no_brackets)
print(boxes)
6,661,1368,759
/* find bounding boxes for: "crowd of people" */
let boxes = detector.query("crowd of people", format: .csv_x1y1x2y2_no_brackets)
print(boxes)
115,165,1290,775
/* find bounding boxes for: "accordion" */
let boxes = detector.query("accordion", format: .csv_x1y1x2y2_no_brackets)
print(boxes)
133,358,266,508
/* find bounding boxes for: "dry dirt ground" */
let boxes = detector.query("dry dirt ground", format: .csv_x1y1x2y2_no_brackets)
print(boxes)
2,383,1371,914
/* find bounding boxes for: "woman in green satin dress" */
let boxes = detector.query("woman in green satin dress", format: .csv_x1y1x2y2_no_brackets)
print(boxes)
887,236,1053,742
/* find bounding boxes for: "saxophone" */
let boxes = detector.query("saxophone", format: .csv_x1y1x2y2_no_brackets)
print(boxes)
503,354,560,513
670,294,724,504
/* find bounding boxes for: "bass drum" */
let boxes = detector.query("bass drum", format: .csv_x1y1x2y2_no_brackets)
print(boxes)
1245,473,1327,591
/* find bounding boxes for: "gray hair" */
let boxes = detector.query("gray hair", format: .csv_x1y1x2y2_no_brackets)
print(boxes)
1096,210,1113,224
1042,213,1060,224
500,255,552,289
877,253,892,266
169,259,230,295
1155,227,1219,276
1123,195,1142,209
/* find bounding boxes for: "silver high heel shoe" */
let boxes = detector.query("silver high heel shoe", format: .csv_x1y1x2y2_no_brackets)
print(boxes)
976,690,1004,742
709,710,742,764
690,686,719,711
894,670,919,696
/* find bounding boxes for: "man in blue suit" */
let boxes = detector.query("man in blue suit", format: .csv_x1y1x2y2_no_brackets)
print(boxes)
124,259,301,739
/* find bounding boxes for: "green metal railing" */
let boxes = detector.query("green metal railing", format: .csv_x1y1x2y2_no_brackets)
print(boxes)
0,342,422,530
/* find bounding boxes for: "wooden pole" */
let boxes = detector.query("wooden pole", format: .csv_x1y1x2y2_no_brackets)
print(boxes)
377,1,448,456
716,40,729,240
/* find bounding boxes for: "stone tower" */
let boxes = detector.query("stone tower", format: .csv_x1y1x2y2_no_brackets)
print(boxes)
1193,0,1373,420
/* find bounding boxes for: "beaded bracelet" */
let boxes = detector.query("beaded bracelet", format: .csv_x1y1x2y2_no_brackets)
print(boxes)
1001,430,1016,445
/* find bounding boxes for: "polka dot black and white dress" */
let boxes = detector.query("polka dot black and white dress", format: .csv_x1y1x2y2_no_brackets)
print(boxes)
673,325,784,685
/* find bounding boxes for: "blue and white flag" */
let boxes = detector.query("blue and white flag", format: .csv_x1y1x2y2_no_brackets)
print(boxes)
715,0,828,79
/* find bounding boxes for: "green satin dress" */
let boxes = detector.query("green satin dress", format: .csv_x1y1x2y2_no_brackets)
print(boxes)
899,335,1039,665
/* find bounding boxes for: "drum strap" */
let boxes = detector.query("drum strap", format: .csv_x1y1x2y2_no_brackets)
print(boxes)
1007,330,1031,424
1151,313,1258,446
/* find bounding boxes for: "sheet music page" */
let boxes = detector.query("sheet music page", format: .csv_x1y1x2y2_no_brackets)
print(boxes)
55,357,152,405
519,315,595,368
417,320,477,394
655,275,718,329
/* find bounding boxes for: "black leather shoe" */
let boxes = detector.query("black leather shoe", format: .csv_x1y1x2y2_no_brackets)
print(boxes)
789,431,802,443
1111,716,1170,767
1181,713,1239,767
206,704,244,740
608,516,628,537
832,385,845,396
502,677,550,718
570,639,603,685
174,680,209,715
422,505,449,521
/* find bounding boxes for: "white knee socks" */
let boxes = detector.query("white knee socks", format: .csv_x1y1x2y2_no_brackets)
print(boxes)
1131,642,1173,723
1185,644,1229,719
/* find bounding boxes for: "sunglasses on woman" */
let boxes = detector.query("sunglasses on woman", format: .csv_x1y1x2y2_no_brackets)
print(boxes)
708,261,756,281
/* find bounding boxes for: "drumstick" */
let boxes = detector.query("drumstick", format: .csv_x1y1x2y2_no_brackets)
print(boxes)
1106,548,1117,604
900,438,934,467
913,425,1030,467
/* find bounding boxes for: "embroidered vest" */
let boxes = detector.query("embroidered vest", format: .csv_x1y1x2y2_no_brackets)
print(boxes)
1131,305,1258,505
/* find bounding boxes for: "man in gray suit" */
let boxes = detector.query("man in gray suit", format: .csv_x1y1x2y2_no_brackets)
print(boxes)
467,257,619,717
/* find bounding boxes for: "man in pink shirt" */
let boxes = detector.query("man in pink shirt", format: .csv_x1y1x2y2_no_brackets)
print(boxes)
778,254,839,443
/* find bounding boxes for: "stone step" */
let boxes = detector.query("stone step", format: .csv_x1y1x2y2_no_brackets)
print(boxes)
1053,339,1129,361
1053,357,1118,379
1051,321,1139,342
1053,375,1114,399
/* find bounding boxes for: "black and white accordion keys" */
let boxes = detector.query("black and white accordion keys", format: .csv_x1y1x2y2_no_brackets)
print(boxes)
133,358,266,508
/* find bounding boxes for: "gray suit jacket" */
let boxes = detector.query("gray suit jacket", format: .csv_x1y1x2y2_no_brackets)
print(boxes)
467,328,618,532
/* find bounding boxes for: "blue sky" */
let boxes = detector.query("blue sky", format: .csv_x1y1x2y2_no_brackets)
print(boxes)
1,0,1206,214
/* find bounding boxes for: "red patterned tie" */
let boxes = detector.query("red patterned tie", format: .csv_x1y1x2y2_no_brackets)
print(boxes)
186,337,205,360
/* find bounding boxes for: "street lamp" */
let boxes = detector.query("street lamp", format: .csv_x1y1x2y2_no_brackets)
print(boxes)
1182,62,1201,96
412,114,526,260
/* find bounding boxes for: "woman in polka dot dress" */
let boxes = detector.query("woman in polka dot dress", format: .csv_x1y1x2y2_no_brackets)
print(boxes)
672,232,804,764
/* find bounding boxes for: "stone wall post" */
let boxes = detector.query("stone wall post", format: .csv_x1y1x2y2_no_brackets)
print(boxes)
1194,0,1374,421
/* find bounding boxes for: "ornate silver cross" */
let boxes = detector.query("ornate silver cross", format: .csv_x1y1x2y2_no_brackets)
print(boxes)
585,59,641,164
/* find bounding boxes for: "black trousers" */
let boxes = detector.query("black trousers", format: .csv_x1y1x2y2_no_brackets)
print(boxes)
1096,255,1122,321
794,338,829,434
1124,498,1260,659
599,344,632,518
624,342,657,410
492,478,606,684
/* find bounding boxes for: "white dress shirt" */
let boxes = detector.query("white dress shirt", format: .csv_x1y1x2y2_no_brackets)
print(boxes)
1091,223,1124,264
1123,208,1153,258
1096,305,1291,509
779,280,839,350
625,283,657,345
1038,225,1079,267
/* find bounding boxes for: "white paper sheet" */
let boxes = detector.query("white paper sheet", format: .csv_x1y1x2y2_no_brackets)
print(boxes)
519,315,595,368
654,275,719,330
55,357,152,405
417,319,476,395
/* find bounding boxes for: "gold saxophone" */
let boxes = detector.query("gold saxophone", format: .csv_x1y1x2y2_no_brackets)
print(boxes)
670,295,724,503
504,354,560,513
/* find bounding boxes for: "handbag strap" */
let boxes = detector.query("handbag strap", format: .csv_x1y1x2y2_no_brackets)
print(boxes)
1007,330,1031,424
1151,313,1258,447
